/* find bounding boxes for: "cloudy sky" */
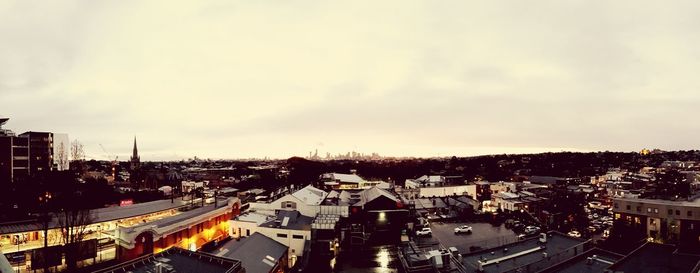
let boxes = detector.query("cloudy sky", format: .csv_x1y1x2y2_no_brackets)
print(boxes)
1,1,699,160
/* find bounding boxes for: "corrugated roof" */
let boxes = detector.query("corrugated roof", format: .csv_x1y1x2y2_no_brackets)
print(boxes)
291,185,327,205
0,198,190,234
353,187,399,207
213,233,288,273
328,173,365,183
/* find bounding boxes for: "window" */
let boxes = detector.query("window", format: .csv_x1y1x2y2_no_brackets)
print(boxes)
614,203,619,208
688,211,693,217
626,205,631,210
281,201,297,209
676,210,681,216
647,208,652,213
277,233,288,238
292,235,304,239
636,206,641,212
669,209,674,215
654,208,658,214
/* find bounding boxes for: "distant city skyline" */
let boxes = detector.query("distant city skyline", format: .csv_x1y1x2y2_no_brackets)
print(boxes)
2,1,700,160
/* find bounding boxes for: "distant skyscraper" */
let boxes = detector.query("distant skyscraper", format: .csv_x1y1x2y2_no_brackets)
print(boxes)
130,137,140,171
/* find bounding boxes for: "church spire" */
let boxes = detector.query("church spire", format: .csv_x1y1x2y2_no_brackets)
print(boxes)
132,137,139,160
130,136,140,170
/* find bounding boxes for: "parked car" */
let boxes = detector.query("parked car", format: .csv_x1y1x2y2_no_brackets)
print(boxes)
567,230,581,238
505,219,520,229
524,226,540,235
512,223,526,233
416,227,432,237
454,225,473,234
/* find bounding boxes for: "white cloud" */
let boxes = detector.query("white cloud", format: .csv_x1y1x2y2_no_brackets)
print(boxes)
1,0,699,160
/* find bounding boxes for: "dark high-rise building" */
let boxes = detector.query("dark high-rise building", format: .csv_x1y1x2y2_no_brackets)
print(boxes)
130,137,140,171
19,131,54,175
0,118,30,183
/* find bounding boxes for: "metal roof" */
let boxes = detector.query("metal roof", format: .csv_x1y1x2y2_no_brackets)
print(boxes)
212,233,288,273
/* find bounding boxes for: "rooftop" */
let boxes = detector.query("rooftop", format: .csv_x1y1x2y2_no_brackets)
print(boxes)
0,198,190,234
606,243,700,273
461,232,587,273
291,185,328,205
93,247,242,273
209,233,288,273
324,173,365,184
613,194,700,208
258,210,313,230
537,248,623,273
353,186,399,207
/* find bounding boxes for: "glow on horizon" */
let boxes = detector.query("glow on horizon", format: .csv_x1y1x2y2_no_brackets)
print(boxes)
2,1,699,160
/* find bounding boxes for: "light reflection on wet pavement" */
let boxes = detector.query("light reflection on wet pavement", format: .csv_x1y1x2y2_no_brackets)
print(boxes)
334,245,403,273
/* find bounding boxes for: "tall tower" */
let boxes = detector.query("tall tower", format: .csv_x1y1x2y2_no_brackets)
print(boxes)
130,137,140,171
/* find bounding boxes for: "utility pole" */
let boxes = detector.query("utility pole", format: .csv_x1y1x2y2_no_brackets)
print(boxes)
39,191,52,273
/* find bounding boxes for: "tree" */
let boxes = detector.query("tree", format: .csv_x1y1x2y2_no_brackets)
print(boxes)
70,139,85,175
56,190,94,270
56,141,68,171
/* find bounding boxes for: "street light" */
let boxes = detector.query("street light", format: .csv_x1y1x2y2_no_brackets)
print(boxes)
97,225,103,261
14,234,20,273
38,191,52,273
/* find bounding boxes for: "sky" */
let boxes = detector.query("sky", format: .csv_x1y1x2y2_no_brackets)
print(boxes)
1,1,700,161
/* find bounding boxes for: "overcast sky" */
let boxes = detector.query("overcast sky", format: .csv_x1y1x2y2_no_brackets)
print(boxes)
1,1,699,160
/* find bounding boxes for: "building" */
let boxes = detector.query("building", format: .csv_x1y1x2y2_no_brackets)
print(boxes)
403,175,475,199
248,185,336,218
612,195,700,252
114,198,241,261
0,198,236,270
0,119,33,184
18,131,53,175
94,247,242,273
1,119,56,184
230,210,312,267
0,250,12,273
460,232,588,273
536,248,622,273
211,232,288,273
344,186,409,245
0,118,27,183
320,173,381,190
605,242,700,273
